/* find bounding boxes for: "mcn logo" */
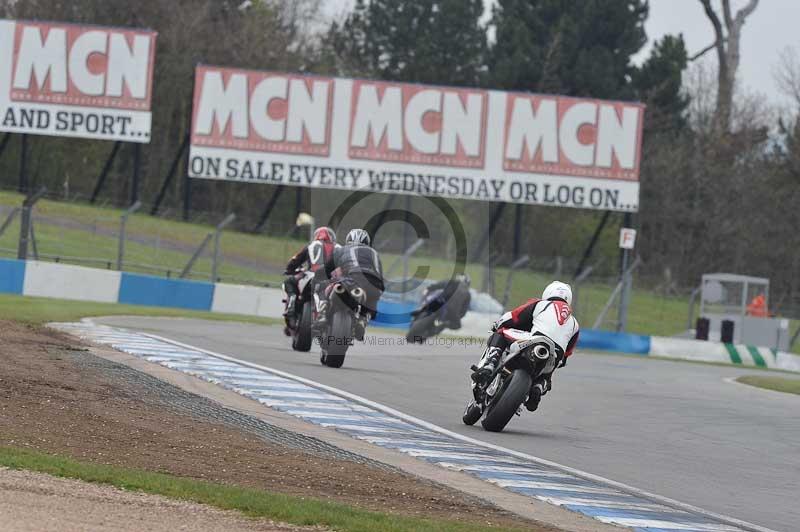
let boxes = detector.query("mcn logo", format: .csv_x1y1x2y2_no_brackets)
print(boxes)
503,94,643,181
348,81,487,169
192,67,332,157
11,22,156,110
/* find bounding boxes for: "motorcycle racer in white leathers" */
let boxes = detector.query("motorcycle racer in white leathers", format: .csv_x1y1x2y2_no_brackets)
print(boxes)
471,281,580,412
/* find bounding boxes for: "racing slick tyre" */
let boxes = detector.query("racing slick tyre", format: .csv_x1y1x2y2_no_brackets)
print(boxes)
481,369,532,433
291,302,313,352
462,400,482,426
405,313,436,343
322,311,351,368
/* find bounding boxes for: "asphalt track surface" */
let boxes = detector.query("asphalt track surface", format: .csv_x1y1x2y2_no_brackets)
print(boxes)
98,317,799,532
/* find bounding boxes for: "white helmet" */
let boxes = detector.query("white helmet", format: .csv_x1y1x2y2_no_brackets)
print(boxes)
345,228,371,246
542,281,572,305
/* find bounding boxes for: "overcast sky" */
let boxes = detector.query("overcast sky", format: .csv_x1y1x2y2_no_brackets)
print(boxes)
639,0,800,105
323,0,798,104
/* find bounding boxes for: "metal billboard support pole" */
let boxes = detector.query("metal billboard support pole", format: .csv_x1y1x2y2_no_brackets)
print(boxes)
182,162,192,221
18,134,28,193
253,185,285,233
512,203,523,259
130,143,142,205
402,195,411,302
90,141,122,204
17,186,46,260
617,212,634,332
0,132,12,159
574,210,611,279
151,133,190,215
471,203,506,262
29,219,39,260
211,213,236,282
117,201,142,271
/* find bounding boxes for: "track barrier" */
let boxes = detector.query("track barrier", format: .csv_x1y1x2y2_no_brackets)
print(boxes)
2,258,798,372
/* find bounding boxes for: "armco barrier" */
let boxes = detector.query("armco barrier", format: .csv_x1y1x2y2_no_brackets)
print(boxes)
373,300,415,327
3,258,797,372
118,272,214,311
579,328,651,354
0,258,25,294
211,283,283,317
23,261,120,303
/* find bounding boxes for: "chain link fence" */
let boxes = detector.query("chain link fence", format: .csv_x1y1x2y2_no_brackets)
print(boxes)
0,186,797,349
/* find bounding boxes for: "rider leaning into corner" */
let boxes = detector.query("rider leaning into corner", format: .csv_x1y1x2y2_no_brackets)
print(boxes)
315,228,384,339
282,226,339,331
471,281,580,412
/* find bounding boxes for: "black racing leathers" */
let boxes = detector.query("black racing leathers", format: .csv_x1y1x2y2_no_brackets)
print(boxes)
329,244,384,315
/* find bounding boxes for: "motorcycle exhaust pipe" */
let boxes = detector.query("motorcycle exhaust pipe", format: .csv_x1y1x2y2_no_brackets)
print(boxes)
333,284,346,294
351,287,365,299
533,345,550,360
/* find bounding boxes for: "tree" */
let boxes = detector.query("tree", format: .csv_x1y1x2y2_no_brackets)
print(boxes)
327,0,487,86
631,35,690,133
489,0,648,98
697,0,759,134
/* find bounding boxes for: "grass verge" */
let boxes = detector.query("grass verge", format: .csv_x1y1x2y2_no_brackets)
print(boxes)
736,375,800,395
0,446,524,532
0,293,281,326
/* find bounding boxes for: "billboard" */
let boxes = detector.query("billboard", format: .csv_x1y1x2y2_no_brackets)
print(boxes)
190,66,644,212
0,20,156,143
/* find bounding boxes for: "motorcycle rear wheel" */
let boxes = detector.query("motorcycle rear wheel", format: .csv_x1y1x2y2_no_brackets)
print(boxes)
322,311,351,368
481,369,532,433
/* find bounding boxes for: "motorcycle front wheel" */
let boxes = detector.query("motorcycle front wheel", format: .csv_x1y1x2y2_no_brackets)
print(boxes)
480,369,532,433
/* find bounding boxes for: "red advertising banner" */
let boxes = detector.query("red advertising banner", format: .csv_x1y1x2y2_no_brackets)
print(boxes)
189,65,645,212
348,80,487,169
191,66,333,157
0,19,156,142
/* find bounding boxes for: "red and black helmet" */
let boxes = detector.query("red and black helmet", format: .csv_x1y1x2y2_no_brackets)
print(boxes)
313,226,336,243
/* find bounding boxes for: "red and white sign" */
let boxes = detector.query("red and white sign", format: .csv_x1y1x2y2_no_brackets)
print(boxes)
619,228,637,249
191,66,332,157
503,94,642,181
190,66,644,212
0,20,156,142
348,80,487,169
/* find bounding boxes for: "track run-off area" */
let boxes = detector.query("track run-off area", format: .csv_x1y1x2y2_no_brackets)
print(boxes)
82,317,798,532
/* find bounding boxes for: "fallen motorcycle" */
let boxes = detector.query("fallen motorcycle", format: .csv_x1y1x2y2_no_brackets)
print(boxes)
405,288,447,343
462,328,559,432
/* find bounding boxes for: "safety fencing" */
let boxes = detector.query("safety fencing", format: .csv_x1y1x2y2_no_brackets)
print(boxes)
2,257,797,372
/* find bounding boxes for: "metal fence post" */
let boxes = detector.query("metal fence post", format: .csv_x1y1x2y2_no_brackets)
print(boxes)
211,213,236,282
617,212,634,332
17,187,46,260
117,201,142,271
29,220,39,260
